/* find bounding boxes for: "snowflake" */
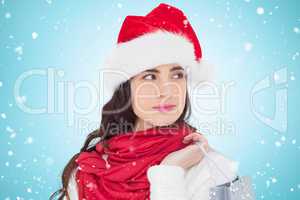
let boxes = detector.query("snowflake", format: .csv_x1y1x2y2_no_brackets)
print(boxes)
8,150,14,156
266,180,270,188
256,7,264,15
16,163,22,168
25,137,34,144
45,157,54,165
183,19,188,25
1,113,6,119
244,42,253,52
16,95,26,103
275,141,281,147
293,27,300,34
27,187,32,193
32,32,39,39
86,182,98,190
271,177,277,183
117,3,122,8
5,12,11,19
290,75,295,80
15,46,23,55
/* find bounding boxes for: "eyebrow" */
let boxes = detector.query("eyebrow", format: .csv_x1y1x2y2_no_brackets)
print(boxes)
143,66,184,73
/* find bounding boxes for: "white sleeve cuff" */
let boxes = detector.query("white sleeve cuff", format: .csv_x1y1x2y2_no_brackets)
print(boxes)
147,164,187,200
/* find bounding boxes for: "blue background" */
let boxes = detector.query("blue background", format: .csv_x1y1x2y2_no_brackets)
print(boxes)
0,0,299,199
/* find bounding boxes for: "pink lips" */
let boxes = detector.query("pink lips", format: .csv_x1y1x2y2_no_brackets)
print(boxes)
152,104,176,112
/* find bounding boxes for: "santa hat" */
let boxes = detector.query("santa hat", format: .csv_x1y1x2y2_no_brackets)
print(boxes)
102,3,215,103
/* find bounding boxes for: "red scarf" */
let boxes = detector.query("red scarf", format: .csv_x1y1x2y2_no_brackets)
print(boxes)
74,122,195,200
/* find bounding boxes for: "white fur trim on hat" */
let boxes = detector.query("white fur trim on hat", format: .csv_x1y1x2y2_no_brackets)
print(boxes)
101,30,215,102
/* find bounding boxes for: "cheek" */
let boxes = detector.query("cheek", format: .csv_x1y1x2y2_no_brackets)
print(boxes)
131,83,156,113
132,82,161,101
171,82,186,100
135,84,159,96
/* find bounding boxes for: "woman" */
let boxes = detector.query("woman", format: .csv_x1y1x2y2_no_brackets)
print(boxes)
50,3,237,200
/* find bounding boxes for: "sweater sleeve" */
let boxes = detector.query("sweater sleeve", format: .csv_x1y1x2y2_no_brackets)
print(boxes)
184,150,239,200
64,165,188,200
146,164,188,200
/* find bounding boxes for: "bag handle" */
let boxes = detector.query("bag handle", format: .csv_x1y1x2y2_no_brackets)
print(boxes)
195,141,237,184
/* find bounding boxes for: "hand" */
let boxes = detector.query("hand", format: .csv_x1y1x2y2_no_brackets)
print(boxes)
160,132,210,170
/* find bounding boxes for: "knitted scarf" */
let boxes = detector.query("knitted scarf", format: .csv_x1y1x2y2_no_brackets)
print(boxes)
74,122,195,200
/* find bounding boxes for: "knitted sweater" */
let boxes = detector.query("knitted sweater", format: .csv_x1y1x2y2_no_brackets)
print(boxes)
64,151,238,200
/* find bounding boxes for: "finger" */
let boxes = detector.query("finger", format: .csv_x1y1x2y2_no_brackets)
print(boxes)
192,136,209,151
191,133,207,143
182,134,193,143
183,132,204,144
198,136,208,144
183,132,199,143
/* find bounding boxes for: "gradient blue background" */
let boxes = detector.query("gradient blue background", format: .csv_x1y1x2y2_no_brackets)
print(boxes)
0,0,299,199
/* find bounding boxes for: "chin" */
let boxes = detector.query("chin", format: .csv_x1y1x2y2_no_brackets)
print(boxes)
149,117,178,127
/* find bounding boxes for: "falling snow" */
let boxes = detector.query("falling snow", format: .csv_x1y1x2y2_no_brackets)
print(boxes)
1,113,6,119
4,12,11,19
275,141,281,147
292,52,299,60
6,126,14,133
15,46,23,55
244,42,253,51
45,157,54,166
0,2,298,200
16,95,27,103
256,7,264,15
32,32,39,39
271,177,277,183
183,19,188,25
117,3,122,8
7,150,14,156
293,27,300,34
290,75,295,80
25,136,34,144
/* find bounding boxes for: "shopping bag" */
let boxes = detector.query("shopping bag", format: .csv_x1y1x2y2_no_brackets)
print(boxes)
195,142,256,200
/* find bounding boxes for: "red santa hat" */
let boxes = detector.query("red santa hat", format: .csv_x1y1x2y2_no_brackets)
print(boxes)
102,3,215,102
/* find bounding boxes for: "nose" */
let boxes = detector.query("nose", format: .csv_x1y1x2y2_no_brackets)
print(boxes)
159,82,172,97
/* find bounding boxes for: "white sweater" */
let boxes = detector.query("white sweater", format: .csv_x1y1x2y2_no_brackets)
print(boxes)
64,151,238,200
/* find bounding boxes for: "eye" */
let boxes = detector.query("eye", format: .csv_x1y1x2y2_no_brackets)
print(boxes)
142,74,156,80
172,72,185,79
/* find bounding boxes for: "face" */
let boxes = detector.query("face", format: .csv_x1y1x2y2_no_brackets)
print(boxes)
130,63,187,127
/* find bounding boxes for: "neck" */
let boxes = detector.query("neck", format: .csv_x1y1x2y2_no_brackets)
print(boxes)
134,118,155,132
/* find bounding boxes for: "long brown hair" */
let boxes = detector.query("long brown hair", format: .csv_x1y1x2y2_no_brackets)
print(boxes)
49,78,195,200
